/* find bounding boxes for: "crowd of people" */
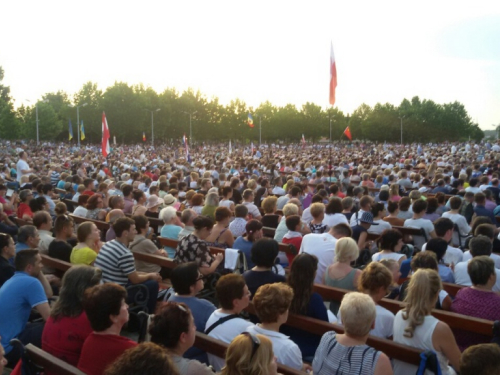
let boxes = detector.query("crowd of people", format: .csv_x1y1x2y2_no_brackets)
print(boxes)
1,138,500,374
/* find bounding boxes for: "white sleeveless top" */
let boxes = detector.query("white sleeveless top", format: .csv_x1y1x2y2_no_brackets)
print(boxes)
393,311,456,375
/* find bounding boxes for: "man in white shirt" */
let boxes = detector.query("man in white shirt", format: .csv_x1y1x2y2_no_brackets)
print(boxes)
421,218,463,266
404,200,436,249
242,189,261,220
16,151,33,183
461,224,500,268
350,195,373,227
300,224,352,284
454,236,500,292
205,274,253,372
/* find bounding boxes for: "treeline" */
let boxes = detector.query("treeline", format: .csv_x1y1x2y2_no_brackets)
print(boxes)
0,67,484,144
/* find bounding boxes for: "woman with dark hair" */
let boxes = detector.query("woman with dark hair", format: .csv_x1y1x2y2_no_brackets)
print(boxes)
253,187,267,207
260,196,280,228
78,283,137,375
175,216,224,276
322,198,348,228
0,233,15,287
283,252,329,361
104,342,178,375
131,189,147,216
42,266,102,371
397,197,413,220
368,203,392,235
423,197,441,222
85,195,106,221
242,238,285,296
205,207,234,249
233,219,263,269
426,238,455,283
29,196,49,214
149,302,213,375
383,200,405,226
371,229,407,265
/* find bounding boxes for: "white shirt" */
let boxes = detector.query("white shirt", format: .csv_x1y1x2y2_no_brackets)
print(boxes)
421,243,463,266
243,202,261,219
299,232,337,284
323,213,348,228
338,304,394,339
16,159,30,182
454,260,500,292
205,310,254,372
441,212,471,236
462,251,500,269
367,219,392,235
301,207,313,225
246,325,303,370
404,218,435,249
350,209,367,227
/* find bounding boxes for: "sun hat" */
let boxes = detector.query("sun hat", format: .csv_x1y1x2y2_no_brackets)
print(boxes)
145,195,164,209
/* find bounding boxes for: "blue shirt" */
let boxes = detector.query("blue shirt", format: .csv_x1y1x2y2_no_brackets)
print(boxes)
15,242,30,254
474,205,497,227
233,236,254,269
438,264,455,283
160,225,182,258
167,295,216,332
0,272,47,353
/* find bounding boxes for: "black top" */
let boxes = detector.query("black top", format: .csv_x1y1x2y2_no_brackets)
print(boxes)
48,240,72,263
0,256,15,287
261,214,280,229
243,269,286,297
351,225,367,243
231,189,243,205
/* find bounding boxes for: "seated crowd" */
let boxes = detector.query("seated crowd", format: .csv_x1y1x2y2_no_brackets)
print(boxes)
2,140,500,375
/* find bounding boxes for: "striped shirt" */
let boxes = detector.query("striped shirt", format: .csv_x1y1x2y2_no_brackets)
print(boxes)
50,171,60,187
312,331,381,375
94,240,135,286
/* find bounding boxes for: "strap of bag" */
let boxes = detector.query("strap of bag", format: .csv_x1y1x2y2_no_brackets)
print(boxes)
205,314,239,335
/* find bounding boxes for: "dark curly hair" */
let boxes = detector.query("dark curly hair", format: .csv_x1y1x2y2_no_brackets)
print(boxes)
149,302,192,349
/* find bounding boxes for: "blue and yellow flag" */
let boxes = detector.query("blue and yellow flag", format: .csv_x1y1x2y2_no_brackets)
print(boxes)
81,120,85,141
248,113,254,128
69,119,73,140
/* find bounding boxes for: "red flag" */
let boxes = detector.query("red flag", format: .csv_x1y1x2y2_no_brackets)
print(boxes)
343,126,352,140
142,132,146,141
102,112,110,157
329,42,337,106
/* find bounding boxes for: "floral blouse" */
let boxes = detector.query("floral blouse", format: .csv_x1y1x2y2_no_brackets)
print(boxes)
174,234,214,268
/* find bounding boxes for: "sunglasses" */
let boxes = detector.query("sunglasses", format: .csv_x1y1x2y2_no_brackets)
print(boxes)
242,332,260,361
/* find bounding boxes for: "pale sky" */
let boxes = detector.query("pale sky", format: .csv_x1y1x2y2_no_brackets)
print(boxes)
1,0,499,130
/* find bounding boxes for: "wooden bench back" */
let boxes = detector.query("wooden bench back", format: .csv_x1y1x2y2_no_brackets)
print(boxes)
25,344,85,375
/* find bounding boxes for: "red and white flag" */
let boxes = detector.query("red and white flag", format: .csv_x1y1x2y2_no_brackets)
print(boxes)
102,112,110,157
329,41,337,106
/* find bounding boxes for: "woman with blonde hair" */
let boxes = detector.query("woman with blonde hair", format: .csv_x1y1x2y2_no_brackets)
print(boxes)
201,192,219,220
261,196,280,228
221,333,280,375
393,269,461,374
389,183,401,202
324,237,362,315
70,222,102,265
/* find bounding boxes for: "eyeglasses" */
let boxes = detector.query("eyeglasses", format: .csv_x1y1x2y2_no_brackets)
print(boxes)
242,332,260,361
195,273,204,281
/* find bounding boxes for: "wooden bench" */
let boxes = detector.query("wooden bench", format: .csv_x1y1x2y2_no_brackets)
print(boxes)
62,199,76,213
194,332,304,375
25,344,85,375
245,302,422,366
41,254,72,279
312,284,495,337
69,214,110,240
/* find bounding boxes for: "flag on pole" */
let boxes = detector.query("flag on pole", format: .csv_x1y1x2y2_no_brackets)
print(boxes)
102,112,110,157
301,134,306,149
329,41,337,106
142,132,146,141
68,119,73,140
229,140,232,154
183,134,191,163
80,121,85,141
343,126,352,140
248,113,254,128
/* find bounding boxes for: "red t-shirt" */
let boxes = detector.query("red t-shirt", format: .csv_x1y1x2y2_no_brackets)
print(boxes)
0,196,13,216
17,202,33,219
77,333,137,375
42,312,93,371
81,190,95,196
282,236,302,265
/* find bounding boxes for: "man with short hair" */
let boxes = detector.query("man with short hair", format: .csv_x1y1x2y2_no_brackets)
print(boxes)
487,178,500,205
105,209,125,242
0,249,52,365
94,217,161,313
350,195,373,226
404,200,437,249
33,211,54,253
300,223,352,284
454,235,500,292
198,178,211,196
15,225,40,254
122,184,134,214
228,205,248,237
242,189,262,220
81,178,95,196
16,151,33,183
205,274,253,371
474,192,497,225
421,218,463,266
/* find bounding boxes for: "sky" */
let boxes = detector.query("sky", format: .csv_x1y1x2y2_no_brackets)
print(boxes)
1,0,499,130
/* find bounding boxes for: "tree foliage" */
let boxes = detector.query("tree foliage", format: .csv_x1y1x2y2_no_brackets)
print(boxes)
0,66,485,144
